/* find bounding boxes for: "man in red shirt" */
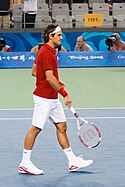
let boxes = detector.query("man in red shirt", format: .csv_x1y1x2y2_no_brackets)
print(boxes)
18,24,93,175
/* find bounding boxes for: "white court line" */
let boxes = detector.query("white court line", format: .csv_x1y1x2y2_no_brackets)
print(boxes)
0,116,125,121
0,107,125,111
0,118,32,120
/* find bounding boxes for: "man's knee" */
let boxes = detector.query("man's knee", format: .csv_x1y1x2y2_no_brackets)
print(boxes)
31,125,41,135
56,122,67,133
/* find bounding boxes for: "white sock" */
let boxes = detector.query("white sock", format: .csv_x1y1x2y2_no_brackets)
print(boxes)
21,149,32,164
63,147,76,162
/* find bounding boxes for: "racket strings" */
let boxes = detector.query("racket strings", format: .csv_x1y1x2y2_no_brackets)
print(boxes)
79,124,101,148
70,106,101,149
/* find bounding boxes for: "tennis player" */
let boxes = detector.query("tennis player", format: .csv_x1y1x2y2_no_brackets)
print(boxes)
18,24,93,175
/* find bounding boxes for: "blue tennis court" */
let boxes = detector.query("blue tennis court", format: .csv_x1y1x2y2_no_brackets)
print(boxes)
0,108,125,187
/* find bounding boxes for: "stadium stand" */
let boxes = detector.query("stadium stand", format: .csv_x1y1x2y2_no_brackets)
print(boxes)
55,15,72,28
51,3,69,20
13,4,23,29
92,3,110,16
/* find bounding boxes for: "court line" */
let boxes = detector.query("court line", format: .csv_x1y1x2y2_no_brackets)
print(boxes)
0,107,125,111
0,116,125,120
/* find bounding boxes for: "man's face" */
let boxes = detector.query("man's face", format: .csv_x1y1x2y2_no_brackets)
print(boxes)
112,34,120,46
52,31,62,46
77,38,85,48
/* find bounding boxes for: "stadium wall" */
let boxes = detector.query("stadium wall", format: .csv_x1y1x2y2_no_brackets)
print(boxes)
0,30,125,52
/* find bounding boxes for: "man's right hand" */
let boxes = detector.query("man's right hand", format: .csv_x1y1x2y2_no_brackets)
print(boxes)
64,95,72,108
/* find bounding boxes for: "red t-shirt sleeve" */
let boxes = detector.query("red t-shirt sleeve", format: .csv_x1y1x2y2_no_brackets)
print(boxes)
34,59,36,64
34,50,40,64
37,51,54,71
7,47,11,52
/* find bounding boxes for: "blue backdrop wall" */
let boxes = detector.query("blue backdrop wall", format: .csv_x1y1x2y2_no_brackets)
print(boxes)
1,51,125,68
0,32,125,52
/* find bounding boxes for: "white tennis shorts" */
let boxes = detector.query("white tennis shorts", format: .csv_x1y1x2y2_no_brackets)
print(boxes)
32,94,66,129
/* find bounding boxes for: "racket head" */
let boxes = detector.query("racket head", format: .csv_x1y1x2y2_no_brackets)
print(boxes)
78,120,101,149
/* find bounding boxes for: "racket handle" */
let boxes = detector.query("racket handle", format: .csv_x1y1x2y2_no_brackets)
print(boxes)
70,106,78,116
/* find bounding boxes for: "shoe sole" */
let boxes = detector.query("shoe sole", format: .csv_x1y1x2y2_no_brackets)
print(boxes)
18,166,43,175
69,166,80,172
69,160,93,172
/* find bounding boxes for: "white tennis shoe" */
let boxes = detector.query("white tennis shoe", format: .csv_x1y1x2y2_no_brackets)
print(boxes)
69,156,93,172
18,161,43,175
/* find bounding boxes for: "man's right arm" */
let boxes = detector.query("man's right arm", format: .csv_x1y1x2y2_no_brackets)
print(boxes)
31,63,36,77
45,70,72,108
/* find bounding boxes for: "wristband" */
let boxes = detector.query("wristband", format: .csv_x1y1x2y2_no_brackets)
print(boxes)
58,87,68,98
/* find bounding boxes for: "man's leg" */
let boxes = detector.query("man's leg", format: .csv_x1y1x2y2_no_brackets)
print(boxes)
24,125,41,150
18,126,43,175
18,95,50,175
55,122,93,171
0,16,2,28
3,15,10,29
55,122,70,149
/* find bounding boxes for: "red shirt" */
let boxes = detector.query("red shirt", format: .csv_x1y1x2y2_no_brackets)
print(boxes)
6,47,11,52
2,45,11,52
33,44,59,99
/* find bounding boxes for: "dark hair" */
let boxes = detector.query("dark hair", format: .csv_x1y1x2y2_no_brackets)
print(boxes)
38,43,43,50
0,38,6,51
0,38,6,48
42,24,59,43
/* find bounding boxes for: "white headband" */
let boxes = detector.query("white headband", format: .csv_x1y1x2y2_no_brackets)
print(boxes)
50,26,62,34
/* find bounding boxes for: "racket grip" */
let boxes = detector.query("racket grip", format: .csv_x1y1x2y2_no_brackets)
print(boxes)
70,106,77,115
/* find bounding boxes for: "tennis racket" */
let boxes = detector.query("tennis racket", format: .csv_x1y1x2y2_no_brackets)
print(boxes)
70,106,101,148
